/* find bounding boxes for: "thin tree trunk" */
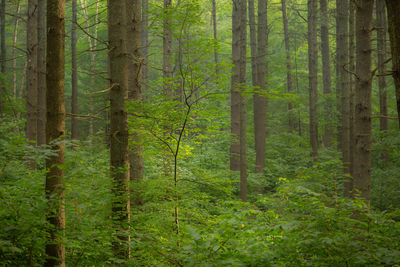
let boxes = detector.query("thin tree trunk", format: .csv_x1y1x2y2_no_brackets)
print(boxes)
254,0,267,173
126,0,144,207
45,0,66,265
108,0,130,259
163,0,173,98
37,0,46,146
354,0,374,203
26,0,38,151
281,0,294,132
349,0,355,182
239,0,247,201
230,0,241,171
142,0,148,93
385,0,400,128
71,0,78,139
212,0,219,76
307,0,318,161
12,0,21,99
320,0,333,147
0,0,5,116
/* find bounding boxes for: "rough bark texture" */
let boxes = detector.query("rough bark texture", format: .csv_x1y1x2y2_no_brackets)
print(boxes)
348,0,355,187
45,0,66,266
254,0,267,173
0,0,5,116
71,0,78,140
354,0,374,203
281,0,294,131
142,0,148,92
212,0,219,76
230,0,241,171
108,0,130,259
376,0,388,133
163,0,173,98
126,0,144,207
385,0,400,128
307,0,318,161
320,0,333,147
239,0,247,202
27,0,38,146
37,0,46,146
337,0,351,194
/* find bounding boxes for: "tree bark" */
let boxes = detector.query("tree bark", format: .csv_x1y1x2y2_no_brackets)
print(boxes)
71,0,78,140
163,0,173,98
385,0,400,128
320,0,333,147
108,0,130,259
27,0,38,148
354,0,374,203
281,0,294,132
0,0,5,116
307,0,318,161
254,0,267,173
12,0,21,98
126,0,144,207
37,0,46,146
142,0,148,93
377,0,388,133
45,0,66,265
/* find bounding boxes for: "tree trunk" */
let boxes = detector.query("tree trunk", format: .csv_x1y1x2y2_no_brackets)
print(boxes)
377,0,388,133
254,0,267,173
349,0,355,184
281,0,294,132
12,0,21,98
163,0,173,98
126,0,144,207
71,0,78,140
320,0,333,147
385,0,400,128
108,0,130,259
0,0,5,116
142,0,148,93
27,0,38,152
354,0,374,203
45,0,66,266
212,0,219,76
239,0,247,201
37,0,46,146
307,0,318,161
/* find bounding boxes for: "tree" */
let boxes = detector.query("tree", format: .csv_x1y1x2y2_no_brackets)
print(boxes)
45,0,66,265
37,0,46,146
386,0,400,128
320,0,333,147
281,0,295,132
212,0,219,76
307,0,318,161
71,0,78,139
126,0,144,206
163,0,173,98
354,0,374,203
0,0,5,116
108,0,130,259
26,0,38,149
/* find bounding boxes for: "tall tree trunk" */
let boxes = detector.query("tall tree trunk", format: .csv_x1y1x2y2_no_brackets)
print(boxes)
27,0,38,150
37,0,46,146
253,0,267,173
108,0,130,259
354,0,374,203
349,0,355,181
12,0,21,99
71,0,78,139
230,0,241,171
239,0,247,201
337,0,351,194
385,0,400,128
377,0,388,132
281,0,294,132
45,0,66,265
126,0,144,207
212,0,219,76
163,0,173,98
307,0,318,161
0,0,5,116
142,0,148,93
320,0,333,147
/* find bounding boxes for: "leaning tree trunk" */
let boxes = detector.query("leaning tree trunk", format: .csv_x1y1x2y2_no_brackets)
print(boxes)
71,0,78,140
126,0,144,207
307,0,318,161
386,0,400,128
320,0,333,147
45,0,66,265
37,0,46,146
108,0,130,260
354,0,374,204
